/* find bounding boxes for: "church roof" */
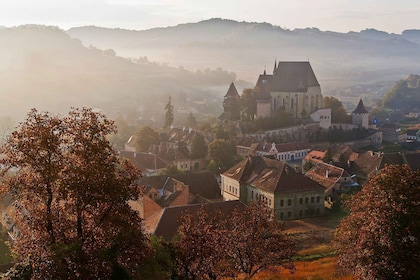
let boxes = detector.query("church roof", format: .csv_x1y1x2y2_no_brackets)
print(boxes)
224,82,240,98
255,61,319,96
271,61,319,92
352,99,368,114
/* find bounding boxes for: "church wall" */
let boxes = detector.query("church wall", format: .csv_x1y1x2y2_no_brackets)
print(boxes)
256,102,271,119
352,113,369,129
269,85,322,119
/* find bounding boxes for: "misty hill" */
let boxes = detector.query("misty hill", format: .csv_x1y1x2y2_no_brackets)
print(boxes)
67,18,420,106
0,25,250,121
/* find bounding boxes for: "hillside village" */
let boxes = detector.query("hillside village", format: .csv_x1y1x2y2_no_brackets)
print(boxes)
1,59,420,278
96,61,420,237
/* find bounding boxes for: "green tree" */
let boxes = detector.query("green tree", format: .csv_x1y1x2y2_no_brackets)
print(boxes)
164,96,174,129
323,96,351,123
159,165,184,175
186,112,197,129
190,134,207,159
241,88,257,121
135,126,160,152
0,108,150,279
334,165,420,279
214,123,230,140
207,139,235,172
108,116,132,149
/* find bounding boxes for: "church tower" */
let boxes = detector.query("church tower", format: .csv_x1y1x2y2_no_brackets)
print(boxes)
218,82,241,121
352,99,369,129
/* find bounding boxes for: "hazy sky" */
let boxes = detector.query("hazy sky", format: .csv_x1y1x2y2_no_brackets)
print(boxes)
1,0,419,33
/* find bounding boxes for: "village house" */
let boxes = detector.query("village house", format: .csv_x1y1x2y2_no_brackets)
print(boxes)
221,156,325,220
305,162,358,207
378,123,407,143
406,129,420,142
130,172,222,219
119,150,168,176
255,141,311,163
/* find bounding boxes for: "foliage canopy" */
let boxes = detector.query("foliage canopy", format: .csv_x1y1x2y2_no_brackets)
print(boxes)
334,165,420,279
0,108,149,279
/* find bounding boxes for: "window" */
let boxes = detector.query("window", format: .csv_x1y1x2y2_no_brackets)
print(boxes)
305,197,309,204
268,198,272,206
280,200,284,207
316,196,320,203
299,198,303,205
311,197,314,203
251,190,254,199
287,211,292,219
287,199,292,206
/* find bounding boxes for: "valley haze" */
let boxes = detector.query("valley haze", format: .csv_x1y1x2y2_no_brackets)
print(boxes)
0,16,420,124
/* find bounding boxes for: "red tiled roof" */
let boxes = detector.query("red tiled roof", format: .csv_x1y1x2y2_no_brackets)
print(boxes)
223,156,324,194
305,162,347,190
139,172,222,200
119,151,168,170
151,200,245,240
404,152,420,171
304,150,325,163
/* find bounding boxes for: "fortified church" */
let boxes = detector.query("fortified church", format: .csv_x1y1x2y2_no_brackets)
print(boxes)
219,61,324,122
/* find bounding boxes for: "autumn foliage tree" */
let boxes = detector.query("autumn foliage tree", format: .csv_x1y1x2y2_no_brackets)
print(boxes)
0,108,149,279
334,165,420,279
174,203,296,279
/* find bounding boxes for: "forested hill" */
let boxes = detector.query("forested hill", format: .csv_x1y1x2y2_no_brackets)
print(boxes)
67,18,420,86
0,25,249,120
382,74,420,110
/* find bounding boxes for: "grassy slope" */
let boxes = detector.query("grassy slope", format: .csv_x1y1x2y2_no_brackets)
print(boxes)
255,212,354,279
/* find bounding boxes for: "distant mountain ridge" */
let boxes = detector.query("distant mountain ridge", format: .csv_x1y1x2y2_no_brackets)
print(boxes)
0,24,249,120
67,18,420,83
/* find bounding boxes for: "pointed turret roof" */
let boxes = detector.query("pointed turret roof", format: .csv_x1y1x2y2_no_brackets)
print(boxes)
352,99,368,114
224,82,240,98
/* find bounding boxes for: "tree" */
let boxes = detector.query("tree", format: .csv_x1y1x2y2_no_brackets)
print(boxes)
135,126,160,152
213,123,230,140
323,96,351,123
108,116,132,149
174,203,296,279
174,207,229,280
186,112,197,129
225,203,296,279
164,96,174,129
159,165,184,175
190,134,207,159
207,139,235,172
334,165,420,279
0,108,150,279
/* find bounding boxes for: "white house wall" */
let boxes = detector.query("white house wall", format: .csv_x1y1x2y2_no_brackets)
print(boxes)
221,175,241,201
